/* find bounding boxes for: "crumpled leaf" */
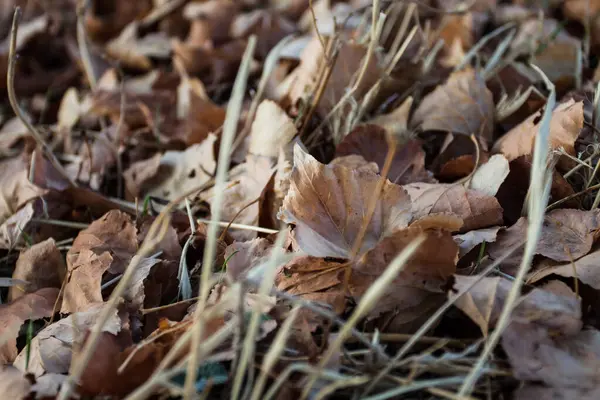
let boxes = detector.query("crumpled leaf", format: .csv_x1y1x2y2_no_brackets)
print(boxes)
127,134,217,201
529,248,600,290
14,303,122,377
404,183,503,232
9,238,66,301
350,223,458,325
411,68,495,147
335,124,435,185
0,202,34,250
0,155,46,225
492,99,583,165
278,144,412,258
0,288,59,364
453,275,581,336
488,208,600,273
61,210,138,313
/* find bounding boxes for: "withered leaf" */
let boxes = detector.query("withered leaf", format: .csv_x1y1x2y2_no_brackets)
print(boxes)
488,208,600,273
224,238,272,281
0,366,31,400
350,224,458,323
335,124,435,185
453,226,500,258
411,68,495,146
0,288,59,364
493,99,583,164
469,154,510,196
404,183,503,232
14,303,122,377
453,275,581,336
9,238,66,301
249,100,297,159
278,145,412,258
0,155,46,225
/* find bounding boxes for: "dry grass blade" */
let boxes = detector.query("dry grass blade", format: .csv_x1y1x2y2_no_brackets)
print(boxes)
184,36,257,399
249,305,301,400
300,234,426,399
457,65,556,397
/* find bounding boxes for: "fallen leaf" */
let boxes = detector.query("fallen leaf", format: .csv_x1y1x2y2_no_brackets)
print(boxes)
224,238,272,281
329,155,379,173
105,22,171,70
335,124,435,184
0,366,31,400
278,144,412,258
488,208,600,273
529,248,600,289
0,155,46,225
14,303,122,377
492,99,583,166
0,288,59,364
69,210,138,274
61,250,113,314
404,183,503,232
230,9,296,59
130,134,217,201
350,224,458,323
453,226,500,258
366,97,413,137
249,100,297,159
123,153,162,201
0,201,35,250
9,238,66,301
284,36,381,116
31,373,66,399
468,154,510,196
453,275,581,336
210,156,275,241
411,68,495,147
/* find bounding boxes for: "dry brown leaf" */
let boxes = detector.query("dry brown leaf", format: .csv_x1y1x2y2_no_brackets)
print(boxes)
284,36,381,116
9,238,66,301
453,275,581,336
488,209,600,273
453,226,500,258
14,303,122,377
61,250,113,314
350,224,458,322
335,124,435,185
224,238,272,281
276,256,346,329
0,288,59,364
0,155,46,225
69,210,138,274
501,285,597,398
133,134,217,201
492,99,583,164
366,97,413,137
230,9,296,59
105,22,171,70
411,68,495,146
0,202,35,250
529,249,600,289
329,155,379,173
211,156,275,241
249,100,297,159
123,153,162,201
404,183,503,232
278,144,412,258
0,366,31,400
468,154,510,196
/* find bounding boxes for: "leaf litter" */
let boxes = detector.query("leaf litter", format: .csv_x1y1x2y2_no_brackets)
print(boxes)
3,1,600,399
